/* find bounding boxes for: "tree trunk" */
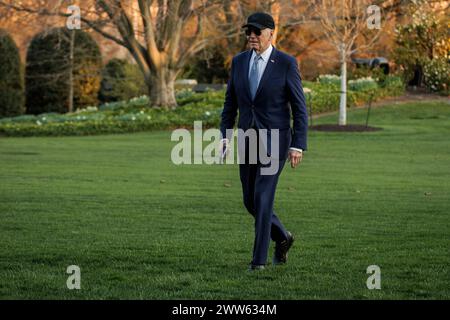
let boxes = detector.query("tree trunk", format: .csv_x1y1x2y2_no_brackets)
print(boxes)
270,2,281,45
148,67,178,109
339,47,347,126
68,30,75,113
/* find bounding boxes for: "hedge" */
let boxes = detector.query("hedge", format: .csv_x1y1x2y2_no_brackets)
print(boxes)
98,58,147,103
25,28,102,114
0,76,404,137
0,29,25,118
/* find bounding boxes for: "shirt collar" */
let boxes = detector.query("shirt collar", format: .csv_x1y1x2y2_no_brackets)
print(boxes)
260,44,273,62
252,44,273,62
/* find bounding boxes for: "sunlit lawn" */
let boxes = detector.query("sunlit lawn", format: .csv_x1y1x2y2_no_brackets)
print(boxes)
0,101,449,299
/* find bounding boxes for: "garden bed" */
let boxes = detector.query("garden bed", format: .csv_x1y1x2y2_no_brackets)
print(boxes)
0,75,404,137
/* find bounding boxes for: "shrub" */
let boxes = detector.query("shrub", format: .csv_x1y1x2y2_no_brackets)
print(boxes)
182,46,229,84
379,75,405,97
423,58,450,94
0,79,405,137
394,1,448,87
349,65,386,82
25,28,102,114
317,74,341,86
348,77,378,92
306,84,340,114
98,59,147,103
0,29,25,117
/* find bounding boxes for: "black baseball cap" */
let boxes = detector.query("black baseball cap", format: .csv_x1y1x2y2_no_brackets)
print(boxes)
242,12,275,30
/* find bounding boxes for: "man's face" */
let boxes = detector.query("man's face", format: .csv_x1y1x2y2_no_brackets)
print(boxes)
246,27,273,53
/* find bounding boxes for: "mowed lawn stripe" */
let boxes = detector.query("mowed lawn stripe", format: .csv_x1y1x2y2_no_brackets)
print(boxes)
0,101,449,299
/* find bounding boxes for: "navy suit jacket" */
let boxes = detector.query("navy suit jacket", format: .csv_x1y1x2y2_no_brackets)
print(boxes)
220,46,308,153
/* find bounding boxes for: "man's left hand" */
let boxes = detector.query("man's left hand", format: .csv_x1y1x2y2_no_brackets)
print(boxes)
288,150,303,169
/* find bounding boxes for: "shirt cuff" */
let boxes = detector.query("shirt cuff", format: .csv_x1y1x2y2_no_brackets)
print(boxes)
289,147,303,153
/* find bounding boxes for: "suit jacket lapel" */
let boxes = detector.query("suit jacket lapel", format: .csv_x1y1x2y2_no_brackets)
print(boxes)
254,47,278,100
243,50,253,100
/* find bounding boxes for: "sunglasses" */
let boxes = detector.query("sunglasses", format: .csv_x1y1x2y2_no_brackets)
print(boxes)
245,27,262,36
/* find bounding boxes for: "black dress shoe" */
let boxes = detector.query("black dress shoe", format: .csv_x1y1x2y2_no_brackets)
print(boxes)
273,231,294,265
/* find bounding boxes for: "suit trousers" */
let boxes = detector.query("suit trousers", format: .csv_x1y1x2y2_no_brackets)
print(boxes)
238,129,289,265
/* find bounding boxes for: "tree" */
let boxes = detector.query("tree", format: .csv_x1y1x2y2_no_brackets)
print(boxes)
0,28,24,117
99,58,147,103
182,46,229,83
26,28,102,114
0,0,234,109
394,0,449,88
220,0,318,67
314,0,383,125
0,0,414,110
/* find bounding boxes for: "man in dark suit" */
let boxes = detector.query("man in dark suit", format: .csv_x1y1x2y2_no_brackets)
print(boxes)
219,12,308,271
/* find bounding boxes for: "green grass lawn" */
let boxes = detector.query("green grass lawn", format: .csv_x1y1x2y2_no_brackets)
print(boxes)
0,101,449,299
